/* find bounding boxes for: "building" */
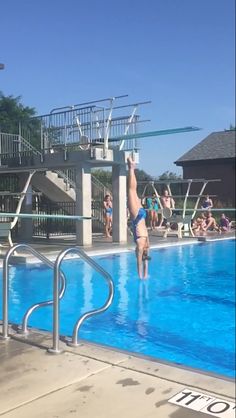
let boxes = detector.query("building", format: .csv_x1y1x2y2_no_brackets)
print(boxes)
175,129,236,206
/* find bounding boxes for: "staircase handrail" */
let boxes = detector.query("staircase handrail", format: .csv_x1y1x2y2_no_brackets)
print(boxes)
18,135,42,156
53,168,112,198
0,133,111,199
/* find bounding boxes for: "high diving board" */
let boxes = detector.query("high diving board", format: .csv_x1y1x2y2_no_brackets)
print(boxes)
108,126,201,142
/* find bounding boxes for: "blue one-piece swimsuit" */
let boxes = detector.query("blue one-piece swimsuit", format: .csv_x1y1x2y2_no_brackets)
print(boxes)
105,207,112,215
132,208,147,242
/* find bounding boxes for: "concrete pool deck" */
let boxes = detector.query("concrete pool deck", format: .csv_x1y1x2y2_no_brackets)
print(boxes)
0,229,234,265
0,233,235,417
0,324,235,418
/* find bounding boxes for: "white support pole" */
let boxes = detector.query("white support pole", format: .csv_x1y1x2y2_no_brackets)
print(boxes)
182,180,192,218
75,115,83,136
18,172,35,241
104,98,115,157
95,114,102,139
192,181,209,219
112,164,127,243
75,163,92,246
119,106,137,151
151,182,163,209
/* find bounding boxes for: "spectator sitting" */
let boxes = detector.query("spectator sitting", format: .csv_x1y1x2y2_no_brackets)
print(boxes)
201,195,213,210
219,213,230,232
192,213,207,235
192,218,203,234
203,212,219,232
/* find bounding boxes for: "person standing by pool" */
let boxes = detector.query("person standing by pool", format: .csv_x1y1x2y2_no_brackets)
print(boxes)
201,194,213,210
146,195,153,228
151,193,159,230
159,189,175,227
127,156,151,279
103,194,112,238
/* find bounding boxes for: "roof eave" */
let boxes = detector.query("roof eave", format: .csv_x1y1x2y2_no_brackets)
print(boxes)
175,157,235,166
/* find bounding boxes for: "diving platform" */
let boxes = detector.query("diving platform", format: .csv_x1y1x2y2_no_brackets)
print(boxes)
0,145,129,173
0,95,200,247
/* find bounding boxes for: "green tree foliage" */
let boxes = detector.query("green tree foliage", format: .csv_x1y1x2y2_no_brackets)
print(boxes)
157,171,182,181
0,92,35,132
0,92,41,148
92,169,112,190
135,168,152,196
92,167,182,196
155,171,183,198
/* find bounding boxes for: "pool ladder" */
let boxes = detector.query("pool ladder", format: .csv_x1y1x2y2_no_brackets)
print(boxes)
1,244,114,353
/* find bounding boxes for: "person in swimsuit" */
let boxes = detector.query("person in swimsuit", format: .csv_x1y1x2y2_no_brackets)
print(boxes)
103,194,112,238
202,211,219,232
201,195,213,210
127,156,151,279
145,196,153,228
151,193,159,230
219,213,230,232
159,189,175,227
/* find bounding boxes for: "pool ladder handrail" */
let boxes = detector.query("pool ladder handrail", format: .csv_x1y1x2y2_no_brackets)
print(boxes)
1,243,66,340
51,246,114,353
1,244,114,354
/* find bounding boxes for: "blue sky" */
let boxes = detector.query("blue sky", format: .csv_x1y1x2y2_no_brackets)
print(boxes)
1,0,235,176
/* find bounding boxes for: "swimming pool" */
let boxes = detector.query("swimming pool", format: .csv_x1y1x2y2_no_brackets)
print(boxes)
0,240,235,378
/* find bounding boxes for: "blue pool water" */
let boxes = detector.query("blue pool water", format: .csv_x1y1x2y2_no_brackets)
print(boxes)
0,240,235,378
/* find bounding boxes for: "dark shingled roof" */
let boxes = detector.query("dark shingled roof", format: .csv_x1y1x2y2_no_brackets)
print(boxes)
175,130,236,164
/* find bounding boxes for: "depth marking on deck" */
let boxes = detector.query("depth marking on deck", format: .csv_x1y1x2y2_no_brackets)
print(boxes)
168,388,235,417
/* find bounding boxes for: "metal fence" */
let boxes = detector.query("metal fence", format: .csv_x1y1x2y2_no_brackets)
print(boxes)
33,200,104,237
37,109,139,151
0,132,41,166
0,195,104,238
0,173,19,192
1,97,150,166
33,96,150,153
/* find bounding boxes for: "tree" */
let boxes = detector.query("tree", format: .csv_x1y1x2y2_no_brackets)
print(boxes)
0,92,41,148
135,168,152,182
157,171,182,181
92,169,112,190
92,167,152,197
92,167,183,196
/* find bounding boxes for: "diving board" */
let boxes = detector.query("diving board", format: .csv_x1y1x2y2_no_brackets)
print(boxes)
108,126,201,143
0,213,92,220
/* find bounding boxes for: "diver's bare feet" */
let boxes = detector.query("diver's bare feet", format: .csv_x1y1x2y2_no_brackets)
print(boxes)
127,156,135,170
